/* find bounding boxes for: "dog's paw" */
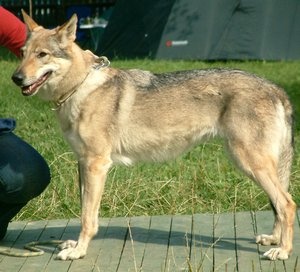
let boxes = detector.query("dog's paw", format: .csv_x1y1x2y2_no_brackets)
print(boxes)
263,247,289,260
58,239,77,250
256,234,279,246
56,247,86,261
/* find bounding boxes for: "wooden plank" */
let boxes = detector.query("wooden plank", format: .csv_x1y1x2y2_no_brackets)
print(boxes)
19,219,69,272
140,215,172,272
116,216,151,271
68,217,111,272
40,218,77,272
0,221,27,263
293,210,300,271
235,211,261,271
254,210,286,272
92,216,129,271
0,211,299,271
0,220,47,272
165,215,192,272
212,212,237,271
254,210,300,272
189,213,214,271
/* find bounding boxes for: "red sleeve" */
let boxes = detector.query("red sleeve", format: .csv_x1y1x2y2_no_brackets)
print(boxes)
0,7,26,57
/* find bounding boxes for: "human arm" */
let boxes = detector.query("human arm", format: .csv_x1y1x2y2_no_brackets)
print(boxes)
0,6,26,57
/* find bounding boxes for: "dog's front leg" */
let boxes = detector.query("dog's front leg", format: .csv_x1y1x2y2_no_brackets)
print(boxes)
56,156,112,260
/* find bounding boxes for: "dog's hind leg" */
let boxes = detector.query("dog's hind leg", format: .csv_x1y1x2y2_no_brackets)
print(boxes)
256,141,294,248
256,126,295,260
252,163,295,260
56,155,112,260
227,140,296,260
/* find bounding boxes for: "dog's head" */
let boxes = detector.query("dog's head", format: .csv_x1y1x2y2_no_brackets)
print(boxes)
11,10,78,100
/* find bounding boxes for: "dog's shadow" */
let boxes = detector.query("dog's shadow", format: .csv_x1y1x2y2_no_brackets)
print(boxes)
2,225,257,254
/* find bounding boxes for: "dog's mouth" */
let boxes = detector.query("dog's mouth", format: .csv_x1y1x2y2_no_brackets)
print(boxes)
22,71,52,96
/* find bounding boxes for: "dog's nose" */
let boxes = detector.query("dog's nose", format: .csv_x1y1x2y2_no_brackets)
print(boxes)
11,72,24,86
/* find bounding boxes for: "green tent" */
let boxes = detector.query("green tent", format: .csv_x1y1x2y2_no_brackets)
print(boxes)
98,0,300,60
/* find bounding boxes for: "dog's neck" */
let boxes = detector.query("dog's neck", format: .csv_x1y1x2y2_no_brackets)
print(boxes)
52,69,91,110
52,48,110,111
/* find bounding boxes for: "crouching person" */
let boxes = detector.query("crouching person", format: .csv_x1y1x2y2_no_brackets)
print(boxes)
0,118,50,240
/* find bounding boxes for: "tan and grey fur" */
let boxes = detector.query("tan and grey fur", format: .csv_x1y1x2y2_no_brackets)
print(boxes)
12,12,296,261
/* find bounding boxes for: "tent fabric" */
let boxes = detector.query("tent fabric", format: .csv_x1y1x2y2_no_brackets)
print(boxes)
98,0,300,60
98,0,174,58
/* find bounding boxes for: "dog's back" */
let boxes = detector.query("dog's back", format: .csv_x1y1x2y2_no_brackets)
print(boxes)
104,69,293,165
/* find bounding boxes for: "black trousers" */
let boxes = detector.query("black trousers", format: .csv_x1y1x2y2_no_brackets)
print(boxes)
0,132,51,238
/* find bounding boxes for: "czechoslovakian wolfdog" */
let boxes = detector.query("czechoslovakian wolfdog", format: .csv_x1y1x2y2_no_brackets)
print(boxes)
12,11,296,261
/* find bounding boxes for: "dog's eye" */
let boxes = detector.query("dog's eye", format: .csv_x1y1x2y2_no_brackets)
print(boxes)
37,52,48,58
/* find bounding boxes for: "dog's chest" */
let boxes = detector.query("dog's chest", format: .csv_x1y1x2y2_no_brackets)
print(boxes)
55,70,109,156
56,103,84,156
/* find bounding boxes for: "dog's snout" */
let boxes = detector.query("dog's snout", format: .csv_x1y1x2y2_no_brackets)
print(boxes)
11,72,25,86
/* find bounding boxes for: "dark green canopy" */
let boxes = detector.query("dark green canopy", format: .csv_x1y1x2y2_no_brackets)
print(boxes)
98,0,300,60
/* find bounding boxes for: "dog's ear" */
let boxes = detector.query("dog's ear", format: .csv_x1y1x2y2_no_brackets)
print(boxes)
57,14,78,45
21,9,39,31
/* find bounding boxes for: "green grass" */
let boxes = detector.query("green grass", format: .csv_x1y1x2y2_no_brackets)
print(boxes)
1,53,299,221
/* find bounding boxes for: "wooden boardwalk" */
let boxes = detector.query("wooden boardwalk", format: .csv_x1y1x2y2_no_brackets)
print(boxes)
0,210,299,272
